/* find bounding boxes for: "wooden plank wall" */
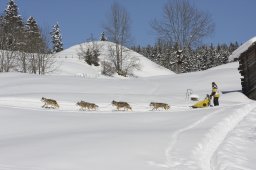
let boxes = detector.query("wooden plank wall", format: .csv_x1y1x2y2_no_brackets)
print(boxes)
238,43,256,100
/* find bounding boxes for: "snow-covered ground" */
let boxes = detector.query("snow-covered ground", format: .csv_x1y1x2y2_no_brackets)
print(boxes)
0,59,256,170
0,39,256,170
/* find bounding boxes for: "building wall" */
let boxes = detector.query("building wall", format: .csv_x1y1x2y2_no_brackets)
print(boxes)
238,43,256,100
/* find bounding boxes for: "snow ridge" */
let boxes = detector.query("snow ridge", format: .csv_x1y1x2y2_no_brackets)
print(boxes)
196,103,256,170
154,103,256,170
163,107,225,169
211,104,256,170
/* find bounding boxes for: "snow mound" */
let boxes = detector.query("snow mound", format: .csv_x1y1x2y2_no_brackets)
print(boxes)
52,41,174,78
229,36,256,61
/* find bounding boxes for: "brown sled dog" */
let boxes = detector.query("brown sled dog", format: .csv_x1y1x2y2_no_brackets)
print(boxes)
112,100,132,111
150,102,170,110
41,97,59,109
76,101,98,111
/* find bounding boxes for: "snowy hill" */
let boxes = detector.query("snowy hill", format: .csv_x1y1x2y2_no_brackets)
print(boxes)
52,41,174,77
0,60,256,170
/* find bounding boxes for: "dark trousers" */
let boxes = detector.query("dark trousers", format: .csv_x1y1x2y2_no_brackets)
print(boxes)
213,97,219,106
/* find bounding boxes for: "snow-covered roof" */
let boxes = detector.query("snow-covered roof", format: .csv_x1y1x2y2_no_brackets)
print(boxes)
229,36,256,61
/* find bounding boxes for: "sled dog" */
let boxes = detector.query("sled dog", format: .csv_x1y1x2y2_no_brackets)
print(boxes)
112,100,132,111
41,97,59,109
76,101,98,111
150,102,170,110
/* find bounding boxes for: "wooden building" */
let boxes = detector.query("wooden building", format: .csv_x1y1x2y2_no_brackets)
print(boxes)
238,42,256,100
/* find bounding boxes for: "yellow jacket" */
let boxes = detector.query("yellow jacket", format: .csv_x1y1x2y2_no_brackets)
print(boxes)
211,87,220,98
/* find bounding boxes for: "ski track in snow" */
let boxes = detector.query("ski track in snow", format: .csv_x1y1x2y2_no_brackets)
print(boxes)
164,107,225,169
211,107,256,170
149,102,256,170
197,103,256,170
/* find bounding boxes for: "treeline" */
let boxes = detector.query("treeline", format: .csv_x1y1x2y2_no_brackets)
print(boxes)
0,0,241,76
0,0,63,74
131,41,239,73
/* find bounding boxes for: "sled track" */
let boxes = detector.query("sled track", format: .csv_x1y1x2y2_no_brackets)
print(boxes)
177,103,255,170
149,102,256,170
0,97,247,114
164,107,225,169
210,106,256,170
0,97,192,113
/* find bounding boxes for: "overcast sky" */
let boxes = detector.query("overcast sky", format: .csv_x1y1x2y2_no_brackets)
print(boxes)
1,0,256,48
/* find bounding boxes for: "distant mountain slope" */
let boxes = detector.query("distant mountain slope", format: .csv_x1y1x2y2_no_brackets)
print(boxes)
52,41,174,78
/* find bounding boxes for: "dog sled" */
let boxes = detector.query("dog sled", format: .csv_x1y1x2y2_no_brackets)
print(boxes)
191,94,211,109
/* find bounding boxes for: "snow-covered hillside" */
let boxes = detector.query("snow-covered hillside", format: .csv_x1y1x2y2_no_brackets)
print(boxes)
52,41,174,77
0,60,256,170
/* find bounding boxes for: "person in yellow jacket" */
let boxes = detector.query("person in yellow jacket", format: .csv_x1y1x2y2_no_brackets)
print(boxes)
192,94,211,108
210,82,220,106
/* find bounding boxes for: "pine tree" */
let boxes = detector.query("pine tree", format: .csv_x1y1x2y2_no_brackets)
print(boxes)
51,23,63,53
100,32,107,41
85,49,92,65
24,16,45,74
25,16,43,52
2,0,25,50
4,0,23,27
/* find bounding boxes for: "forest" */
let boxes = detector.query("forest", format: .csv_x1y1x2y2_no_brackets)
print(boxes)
0,0,239,75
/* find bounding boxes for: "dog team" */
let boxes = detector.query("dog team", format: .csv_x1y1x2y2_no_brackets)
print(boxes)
41,97,170,111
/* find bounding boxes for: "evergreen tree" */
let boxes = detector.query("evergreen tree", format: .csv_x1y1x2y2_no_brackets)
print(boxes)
85,49,92,65
100,32,107,41
51,23,63,53
133,41,238,73
25,16,48,74
25,16,44,52
2,0,25,50
4,0,23,28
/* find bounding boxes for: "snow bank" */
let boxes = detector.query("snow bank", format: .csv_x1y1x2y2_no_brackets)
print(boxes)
212,105,256,170
195,103,256,170
156,102,255,170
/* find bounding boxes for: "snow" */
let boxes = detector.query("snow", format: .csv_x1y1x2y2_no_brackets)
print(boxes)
0,41,256,170
229,36,256,61
52,41,174,77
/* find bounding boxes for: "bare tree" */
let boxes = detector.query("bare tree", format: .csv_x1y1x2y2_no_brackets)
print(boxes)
107,44,140,77
152,0,214,73
0,50,17,72
152,0,214,49
104,2,138,76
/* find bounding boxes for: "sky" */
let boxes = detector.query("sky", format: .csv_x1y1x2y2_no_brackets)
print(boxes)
0,0,256,49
